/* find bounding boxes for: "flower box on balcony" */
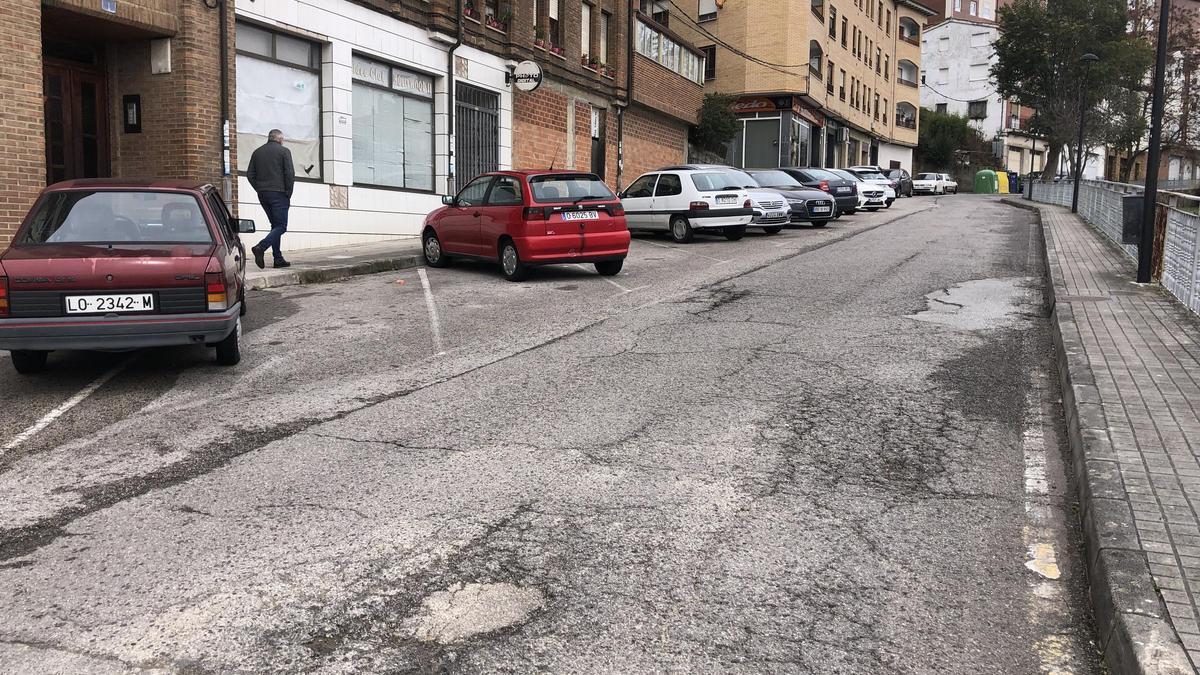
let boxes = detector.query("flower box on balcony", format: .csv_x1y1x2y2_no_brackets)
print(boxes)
534,38,546,49
601,65,616,79
485,15,508,31
463,5,481,21
549,44,565,58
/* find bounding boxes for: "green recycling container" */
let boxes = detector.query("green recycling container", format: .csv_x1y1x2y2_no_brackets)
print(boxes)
974,170,999,194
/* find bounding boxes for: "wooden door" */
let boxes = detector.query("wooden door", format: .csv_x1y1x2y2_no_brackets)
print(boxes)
43,62,110,184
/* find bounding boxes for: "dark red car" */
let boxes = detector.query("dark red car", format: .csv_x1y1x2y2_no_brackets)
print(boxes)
422,170,630,281
0,179,255,374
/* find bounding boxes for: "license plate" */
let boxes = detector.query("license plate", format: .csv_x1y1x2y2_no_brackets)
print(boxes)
811,206,832,214
65,293,155,314
716,195,738,205
561,211,599,221
836,187,851,193
768,211,786,219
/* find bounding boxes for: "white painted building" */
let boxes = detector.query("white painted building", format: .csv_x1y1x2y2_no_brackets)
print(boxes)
919,17,1048,175
234,0,514,251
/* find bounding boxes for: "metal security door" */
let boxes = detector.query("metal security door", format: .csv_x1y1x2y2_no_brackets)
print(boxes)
455,83,499,187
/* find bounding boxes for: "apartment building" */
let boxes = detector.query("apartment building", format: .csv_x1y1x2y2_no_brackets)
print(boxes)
0,0,234,247
921,0,1012,26
670,0,934,171
918,17,1047,174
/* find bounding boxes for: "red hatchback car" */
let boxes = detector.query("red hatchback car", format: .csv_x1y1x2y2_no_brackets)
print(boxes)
0,179,255,374
422,171,631,281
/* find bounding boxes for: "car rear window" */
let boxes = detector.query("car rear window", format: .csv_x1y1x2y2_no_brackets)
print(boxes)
19,191,213,245
691,172,744,191
854,171,887,181
528,174,615,203
916,173,940,180
747,170,802,187
799,168,841,181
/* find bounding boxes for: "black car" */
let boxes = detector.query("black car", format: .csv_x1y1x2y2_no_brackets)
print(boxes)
886,168,914,197
743,169,839,225
777,167,859,215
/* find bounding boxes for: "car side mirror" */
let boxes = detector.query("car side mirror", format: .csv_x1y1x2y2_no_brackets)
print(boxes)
441,195,455,206
236,219,256,234
616,191,625,199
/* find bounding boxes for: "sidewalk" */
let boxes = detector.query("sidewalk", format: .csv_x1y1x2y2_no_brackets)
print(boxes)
1018,200,1199,674
245,238,423,290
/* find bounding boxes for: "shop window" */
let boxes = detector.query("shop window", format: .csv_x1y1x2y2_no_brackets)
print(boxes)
235,23,322,179
351,56,434,190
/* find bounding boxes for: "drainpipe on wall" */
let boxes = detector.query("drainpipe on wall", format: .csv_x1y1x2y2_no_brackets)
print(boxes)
446,0,463,194
617,6,635,190
206,0,232,203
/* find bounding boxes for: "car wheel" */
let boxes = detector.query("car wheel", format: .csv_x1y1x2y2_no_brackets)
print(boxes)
215,318,242,366
10,350,48,375
595,260,623,276
810,221,828,228
866,207,881,211
499,240,529,282
885,199,895,207
723,225,746,241
423,229,450,268
843,208,857,215
669,216,694,244
762,226,784,235
239,286,247,317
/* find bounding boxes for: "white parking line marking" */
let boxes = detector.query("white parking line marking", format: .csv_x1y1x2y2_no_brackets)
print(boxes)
1,360,129,456
418,268,446,355
575,264,630,292
635,239,729,263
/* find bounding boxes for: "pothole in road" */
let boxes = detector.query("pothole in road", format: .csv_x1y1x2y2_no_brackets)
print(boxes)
909,277,1039,331
403,582,544,644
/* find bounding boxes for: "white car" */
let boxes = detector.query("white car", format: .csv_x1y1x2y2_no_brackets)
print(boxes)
913,172,947,195
620,169,755,243
829,169,887,211
846,168,897,206
676,165,799,233
939,173,959,194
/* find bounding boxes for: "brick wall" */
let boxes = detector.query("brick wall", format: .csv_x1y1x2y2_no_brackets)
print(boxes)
110,0,233,193
622,105,688,183
512,83,619,186
632,53,702,124
45,0,177,33
0,0,45,243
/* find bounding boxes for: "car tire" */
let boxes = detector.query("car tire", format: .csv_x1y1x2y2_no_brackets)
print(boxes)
669,216,694,244
214,319,242,366
10,350,48,375
811,221,828,228
843,208,857,215
499,240,529,282
723,225,746,241
595,260,623,276
885,199,895,207
239,286,247,317
423,229,450,268
762,226,784,235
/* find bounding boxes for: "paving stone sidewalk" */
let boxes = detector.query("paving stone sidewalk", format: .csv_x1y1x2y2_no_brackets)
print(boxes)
245,238,422,290
1030,201,1200,674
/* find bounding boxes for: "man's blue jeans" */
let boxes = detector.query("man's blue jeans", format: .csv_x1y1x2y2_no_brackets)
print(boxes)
256,191,290,262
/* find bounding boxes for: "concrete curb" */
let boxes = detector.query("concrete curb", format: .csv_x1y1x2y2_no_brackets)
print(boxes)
246,253,423,291
1001,198,1193,675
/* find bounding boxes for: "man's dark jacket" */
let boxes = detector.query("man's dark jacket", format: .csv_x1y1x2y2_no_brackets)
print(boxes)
246,140,296,198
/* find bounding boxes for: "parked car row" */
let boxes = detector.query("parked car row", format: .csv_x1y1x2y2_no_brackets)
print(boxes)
913,172,959,195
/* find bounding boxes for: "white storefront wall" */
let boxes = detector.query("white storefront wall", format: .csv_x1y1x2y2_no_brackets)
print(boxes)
876,143,914,172
235,0,513,251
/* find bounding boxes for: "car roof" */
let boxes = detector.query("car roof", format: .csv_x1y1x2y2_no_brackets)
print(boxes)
658,164,747,172
46,178,212,192
482,170,602,179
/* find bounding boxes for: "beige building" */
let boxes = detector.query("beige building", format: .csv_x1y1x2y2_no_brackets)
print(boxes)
664,0,934,170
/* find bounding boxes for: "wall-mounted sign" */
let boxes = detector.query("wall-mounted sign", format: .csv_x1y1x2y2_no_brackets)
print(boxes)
730,97,776,114
509,60,543,92
353,55,434,99
123,95,141,134
392,70,433,98
352,56,389,88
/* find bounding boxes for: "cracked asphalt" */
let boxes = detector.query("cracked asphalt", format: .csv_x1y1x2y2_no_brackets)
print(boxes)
0,195,1100,673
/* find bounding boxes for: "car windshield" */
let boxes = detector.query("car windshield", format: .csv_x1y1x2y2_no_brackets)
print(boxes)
854,171,888,181
18,191,213,245
691,172,744,191
917,173,940,180
528,174,615,203
748,170,802,188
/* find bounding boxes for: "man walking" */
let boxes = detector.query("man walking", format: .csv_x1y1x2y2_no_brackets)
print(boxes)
246,129,295,269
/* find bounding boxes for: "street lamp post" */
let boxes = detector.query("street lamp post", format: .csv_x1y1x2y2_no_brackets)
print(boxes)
1071,53,1100,214
1138,0,1172,283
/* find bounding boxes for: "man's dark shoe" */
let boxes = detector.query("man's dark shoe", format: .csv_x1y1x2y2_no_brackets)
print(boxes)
273,260,292,269
251,246,266,269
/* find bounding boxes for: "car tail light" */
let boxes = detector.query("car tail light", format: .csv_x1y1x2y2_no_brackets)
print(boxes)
206,272,228,311
819,180,829,192
608,203,625,216
522,206,548,221
689,201,709,210
0,276,8,318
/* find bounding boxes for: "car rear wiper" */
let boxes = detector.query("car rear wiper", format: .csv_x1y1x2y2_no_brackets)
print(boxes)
573,195,606,204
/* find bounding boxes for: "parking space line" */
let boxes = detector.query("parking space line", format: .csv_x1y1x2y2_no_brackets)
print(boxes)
635,239,729,263
575,264,630,292
417,268,446,355
1,360,129,456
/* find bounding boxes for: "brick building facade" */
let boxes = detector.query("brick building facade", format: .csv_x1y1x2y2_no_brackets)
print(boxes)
0,0,235,246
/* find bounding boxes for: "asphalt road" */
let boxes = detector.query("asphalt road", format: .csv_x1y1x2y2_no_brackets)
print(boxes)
0,195,1100,673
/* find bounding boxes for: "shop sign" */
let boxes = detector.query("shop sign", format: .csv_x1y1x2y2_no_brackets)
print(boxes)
352,56,389,88
392,70,434,98
510,61,543,92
